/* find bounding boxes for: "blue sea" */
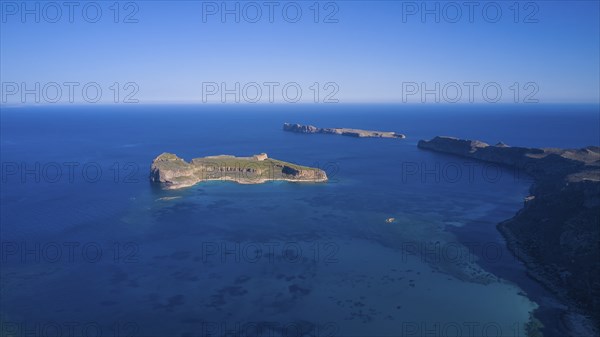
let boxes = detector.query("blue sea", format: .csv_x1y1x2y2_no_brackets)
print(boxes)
1,104,598,337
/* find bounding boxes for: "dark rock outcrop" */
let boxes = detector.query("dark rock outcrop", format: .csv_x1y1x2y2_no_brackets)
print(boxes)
283,123,406,139
418,136,600,329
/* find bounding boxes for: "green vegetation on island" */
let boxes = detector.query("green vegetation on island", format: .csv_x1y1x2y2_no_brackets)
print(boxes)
150,152,327,189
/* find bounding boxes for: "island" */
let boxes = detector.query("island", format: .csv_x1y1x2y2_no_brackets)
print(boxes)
150,152,327,189
418,136,600,329
283,123,406,139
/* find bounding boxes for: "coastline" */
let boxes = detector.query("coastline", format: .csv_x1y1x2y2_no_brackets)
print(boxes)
497,211,599,337
417,136,600,336
148,135,598,334
160,175,329,190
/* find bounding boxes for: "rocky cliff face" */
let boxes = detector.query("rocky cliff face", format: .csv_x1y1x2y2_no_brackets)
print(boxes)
150,153,197,185
283,123,406,139
283,123,320,134
418,137,595,178
150,152,327,189
418,136,600,328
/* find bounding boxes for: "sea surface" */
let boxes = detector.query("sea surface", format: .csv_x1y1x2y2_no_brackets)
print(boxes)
1,104,598,337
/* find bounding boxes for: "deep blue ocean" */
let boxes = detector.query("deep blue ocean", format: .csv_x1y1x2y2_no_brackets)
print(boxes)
1,104,598,337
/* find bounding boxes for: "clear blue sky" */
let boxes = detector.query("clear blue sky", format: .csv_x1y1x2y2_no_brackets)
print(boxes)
1,1,599,104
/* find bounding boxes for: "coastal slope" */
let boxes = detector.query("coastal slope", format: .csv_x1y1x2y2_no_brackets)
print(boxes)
150,153,327,189
418,136,600,328
284,123,406,139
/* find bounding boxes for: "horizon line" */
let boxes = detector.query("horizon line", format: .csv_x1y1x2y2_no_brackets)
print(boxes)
2,102,600,108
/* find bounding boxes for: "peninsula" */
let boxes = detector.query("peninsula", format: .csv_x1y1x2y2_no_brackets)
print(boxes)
150,153,327,189
418,136,600,329
283,123,406,139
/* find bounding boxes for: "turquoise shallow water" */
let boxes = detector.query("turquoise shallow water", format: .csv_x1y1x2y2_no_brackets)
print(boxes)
1,104,598,336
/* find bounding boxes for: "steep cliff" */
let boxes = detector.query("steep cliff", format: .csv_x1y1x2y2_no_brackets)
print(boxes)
418,136,600,328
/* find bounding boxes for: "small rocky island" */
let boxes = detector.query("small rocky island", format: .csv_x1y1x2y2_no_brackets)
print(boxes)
418,136,600,329
283,123,406,139
150,153,327,189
